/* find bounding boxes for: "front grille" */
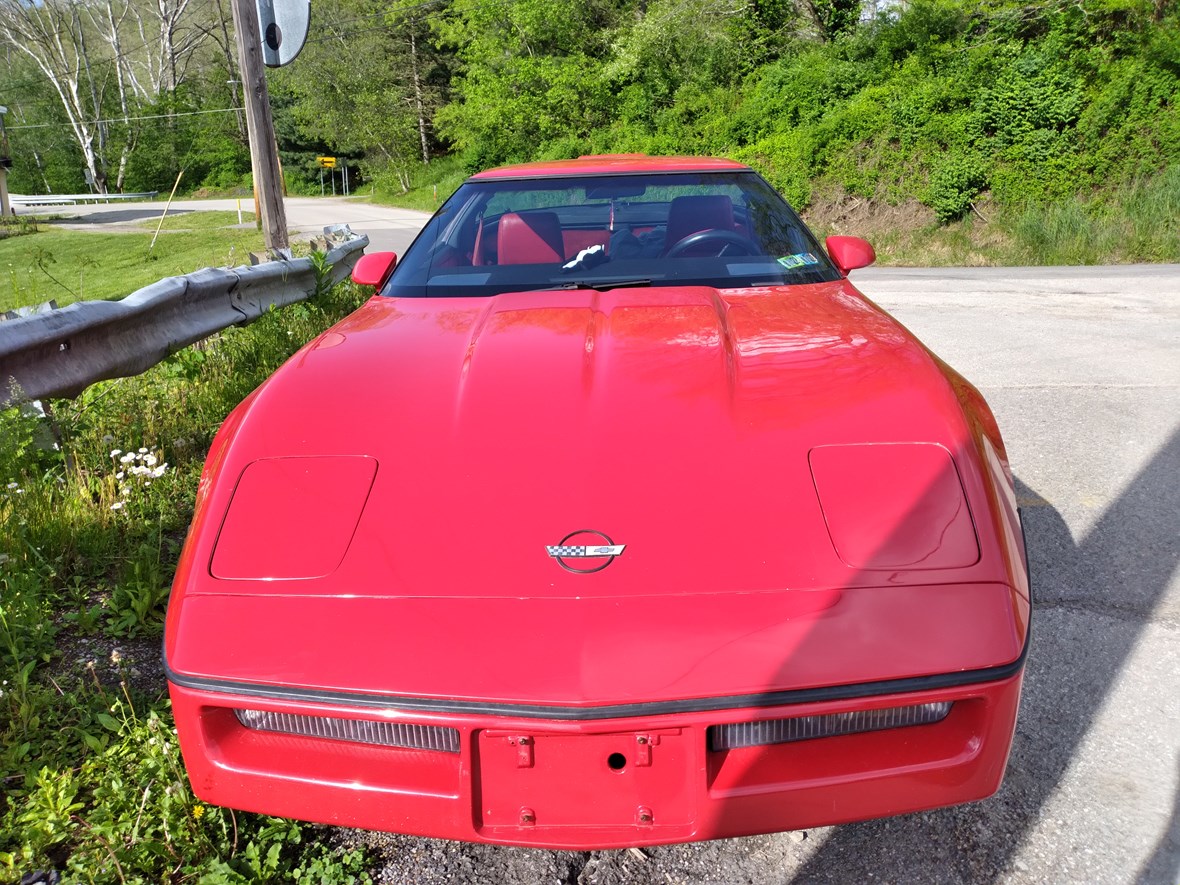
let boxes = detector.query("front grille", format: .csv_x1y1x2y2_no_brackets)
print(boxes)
234,708,460,753
708,701,953,751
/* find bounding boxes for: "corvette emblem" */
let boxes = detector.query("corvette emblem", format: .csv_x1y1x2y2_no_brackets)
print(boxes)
546,530,625,574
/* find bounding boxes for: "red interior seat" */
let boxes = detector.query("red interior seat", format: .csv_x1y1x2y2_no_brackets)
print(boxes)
497,212,565,264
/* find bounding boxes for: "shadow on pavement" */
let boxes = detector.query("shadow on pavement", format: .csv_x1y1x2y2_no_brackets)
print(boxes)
43,208,194,226
783,426,1180,884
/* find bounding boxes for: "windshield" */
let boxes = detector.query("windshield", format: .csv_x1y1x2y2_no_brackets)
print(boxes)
383,171,841,298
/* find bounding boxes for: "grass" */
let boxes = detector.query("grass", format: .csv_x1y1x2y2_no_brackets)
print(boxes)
808,171,1180,267
1005,167,1180,266
365,155,467,213
0,278,374,882
1,219,265,312
152,210,257,232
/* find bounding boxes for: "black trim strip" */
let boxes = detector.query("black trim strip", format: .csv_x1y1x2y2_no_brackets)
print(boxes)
163,629,1029,721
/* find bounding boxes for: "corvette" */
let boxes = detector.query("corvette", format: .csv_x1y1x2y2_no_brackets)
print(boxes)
165,155,1029,848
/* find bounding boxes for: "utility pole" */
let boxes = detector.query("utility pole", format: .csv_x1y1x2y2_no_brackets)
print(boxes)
229,0,289,253
0,106,12,218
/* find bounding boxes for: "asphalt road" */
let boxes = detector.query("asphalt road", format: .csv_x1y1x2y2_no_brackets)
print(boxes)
61,199,1180,883
44,195,431,255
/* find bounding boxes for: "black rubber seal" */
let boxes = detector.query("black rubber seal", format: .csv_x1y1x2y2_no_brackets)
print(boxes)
163,629,1029,722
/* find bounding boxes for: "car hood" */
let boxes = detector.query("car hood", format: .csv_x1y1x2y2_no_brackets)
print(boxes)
166,282,1027,705
195,282,996,598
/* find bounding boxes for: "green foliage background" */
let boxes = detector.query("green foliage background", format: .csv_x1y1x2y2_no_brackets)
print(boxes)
5,0,1176,234
423,0,1179,222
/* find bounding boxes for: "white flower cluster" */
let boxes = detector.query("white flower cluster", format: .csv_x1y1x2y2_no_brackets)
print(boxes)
109,447,170,511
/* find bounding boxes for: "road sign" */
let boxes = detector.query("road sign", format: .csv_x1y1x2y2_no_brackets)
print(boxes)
317,156,337,168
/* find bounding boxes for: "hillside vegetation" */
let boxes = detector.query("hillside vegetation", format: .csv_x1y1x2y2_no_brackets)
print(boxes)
4,0,1178,262
391,0,1180,262
430,0,1177,215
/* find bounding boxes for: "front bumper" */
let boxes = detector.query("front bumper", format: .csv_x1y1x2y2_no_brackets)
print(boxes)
168,670,1023,848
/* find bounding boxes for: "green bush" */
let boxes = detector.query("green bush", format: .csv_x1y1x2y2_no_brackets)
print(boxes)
928,154,989,221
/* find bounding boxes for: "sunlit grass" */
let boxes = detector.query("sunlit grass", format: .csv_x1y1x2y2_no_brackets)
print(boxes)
0,222,265,312
1006,167,1180,266
151,209,257,231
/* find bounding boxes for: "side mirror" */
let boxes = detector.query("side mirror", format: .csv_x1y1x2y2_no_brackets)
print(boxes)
351,251,398,288
825,236,876,275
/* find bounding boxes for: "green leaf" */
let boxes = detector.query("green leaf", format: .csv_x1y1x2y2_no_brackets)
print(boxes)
96,712,122,733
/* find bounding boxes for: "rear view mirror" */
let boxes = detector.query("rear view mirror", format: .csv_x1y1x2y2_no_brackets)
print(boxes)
825,236,876,274
351,251,398,288
585,183,646,200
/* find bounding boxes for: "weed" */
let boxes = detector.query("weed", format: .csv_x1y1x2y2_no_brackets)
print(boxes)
14,768,83,861
0,215,40,240
106,541,171,637
308,248,333,300
0,276,371,878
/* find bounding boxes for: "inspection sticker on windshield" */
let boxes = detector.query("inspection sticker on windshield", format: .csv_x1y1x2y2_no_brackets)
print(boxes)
777,253,820,269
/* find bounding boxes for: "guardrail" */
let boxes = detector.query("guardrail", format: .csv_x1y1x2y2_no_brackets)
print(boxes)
10,192,160,206
0,225,367,408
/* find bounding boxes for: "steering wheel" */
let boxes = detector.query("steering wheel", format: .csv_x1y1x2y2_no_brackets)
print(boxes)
666,228,760,258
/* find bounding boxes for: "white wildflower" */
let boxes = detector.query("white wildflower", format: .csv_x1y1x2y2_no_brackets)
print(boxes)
110,449,122,458
111,501,125,510
144,454,157,467
138,447,148,454
119,453,135,464
116,472,124,480
5,482,17,489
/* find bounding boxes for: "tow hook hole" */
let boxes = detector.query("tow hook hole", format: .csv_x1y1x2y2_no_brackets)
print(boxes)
607,752,627,771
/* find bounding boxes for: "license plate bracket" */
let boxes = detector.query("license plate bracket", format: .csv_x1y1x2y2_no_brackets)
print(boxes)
476,728,693,829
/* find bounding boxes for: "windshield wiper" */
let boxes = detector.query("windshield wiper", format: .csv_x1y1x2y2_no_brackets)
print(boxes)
556,278,653,291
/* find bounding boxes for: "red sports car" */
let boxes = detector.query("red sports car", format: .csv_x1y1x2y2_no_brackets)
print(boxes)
165,155,1029,848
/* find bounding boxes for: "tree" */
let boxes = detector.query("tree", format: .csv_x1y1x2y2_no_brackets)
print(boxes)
433,0,620,166
797,0,862,41
270,0,451,191
0,0,219,193
0,0,123,191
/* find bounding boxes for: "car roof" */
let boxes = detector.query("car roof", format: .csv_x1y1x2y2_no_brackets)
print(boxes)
469,154,752,180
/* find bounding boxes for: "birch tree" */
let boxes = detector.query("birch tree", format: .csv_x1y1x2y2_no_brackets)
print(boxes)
0,0,215,193
0,0,116,190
